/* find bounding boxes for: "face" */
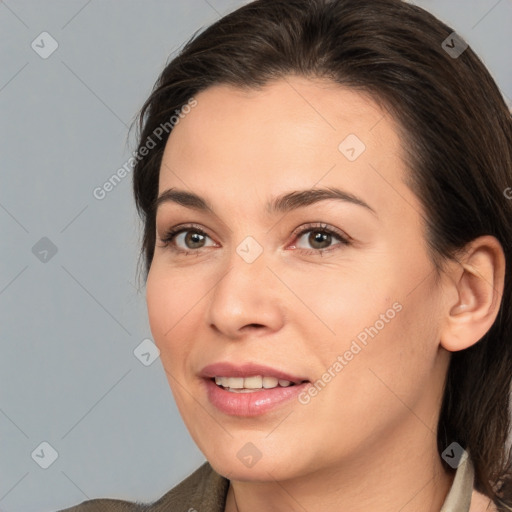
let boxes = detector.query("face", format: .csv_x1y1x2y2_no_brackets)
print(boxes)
146,77,451,481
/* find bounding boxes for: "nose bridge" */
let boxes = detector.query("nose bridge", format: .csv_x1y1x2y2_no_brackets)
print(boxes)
213,234,270,310
205,234,284,335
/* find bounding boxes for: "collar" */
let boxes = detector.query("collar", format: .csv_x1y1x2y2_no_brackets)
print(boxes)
440,454,474,512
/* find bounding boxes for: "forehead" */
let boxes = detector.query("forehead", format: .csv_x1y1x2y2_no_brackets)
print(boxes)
158,76,417,222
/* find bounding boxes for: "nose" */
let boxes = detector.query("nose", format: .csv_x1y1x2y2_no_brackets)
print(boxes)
205,244,285,340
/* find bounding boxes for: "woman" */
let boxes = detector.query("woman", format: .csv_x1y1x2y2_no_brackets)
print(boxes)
60,0,512,510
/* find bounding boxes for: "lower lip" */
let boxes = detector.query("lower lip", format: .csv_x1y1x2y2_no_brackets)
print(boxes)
202,378,310,417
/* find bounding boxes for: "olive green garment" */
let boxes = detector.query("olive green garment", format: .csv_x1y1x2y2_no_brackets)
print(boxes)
58,455,476,512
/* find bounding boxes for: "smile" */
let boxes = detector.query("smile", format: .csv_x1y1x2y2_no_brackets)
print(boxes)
213,375,299,391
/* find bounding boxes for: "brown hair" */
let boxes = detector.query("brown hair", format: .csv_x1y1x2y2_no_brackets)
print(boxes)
131,0,512,508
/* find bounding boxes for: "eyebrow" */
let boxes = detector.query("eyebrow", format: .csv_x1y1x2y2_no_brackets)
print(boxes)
154,186,377,216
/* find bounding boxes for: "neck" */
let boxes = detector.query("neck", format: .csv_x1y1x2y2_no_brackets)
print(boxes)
225,424,454,512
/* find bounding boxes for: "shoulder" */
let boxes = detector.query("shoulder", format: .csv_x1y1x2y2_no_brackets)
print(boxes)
56,498,144,512
149,459,229,511
57,461,229,512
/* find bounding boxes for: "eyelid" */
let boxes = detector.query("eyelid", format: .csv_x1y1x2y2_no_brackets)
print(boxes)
157,223,215,246
290,222,352,245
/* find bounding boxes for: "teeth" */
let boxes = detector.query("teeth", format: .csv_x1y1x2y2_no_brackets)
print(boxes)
214,375,294,390
244,376,263,389
262,376,279,388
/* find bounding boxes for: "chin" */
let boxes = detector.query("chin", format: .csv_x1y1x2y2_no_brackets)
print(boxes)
209,456,285,482
203,439,308,483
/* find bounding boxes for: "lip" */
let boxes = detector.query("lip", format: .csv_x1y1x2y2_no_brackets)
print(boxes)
199,362,311,417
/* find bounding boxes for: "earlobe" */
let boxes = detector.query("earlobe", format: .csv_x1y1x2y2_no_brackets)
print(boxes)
440,236,505,353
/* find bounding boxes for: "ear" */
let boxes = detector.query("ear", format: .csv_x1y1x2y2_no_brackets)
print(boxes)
440,235,506,352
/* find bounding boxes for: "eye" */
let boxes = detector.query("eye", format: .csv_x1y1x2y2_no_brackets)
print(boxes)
290,223,351,255
158,222,351,257
158,224,217,254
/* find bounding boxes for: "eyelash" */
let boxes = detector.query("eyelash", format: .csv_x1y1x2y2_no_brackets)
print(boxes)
158,222,351,257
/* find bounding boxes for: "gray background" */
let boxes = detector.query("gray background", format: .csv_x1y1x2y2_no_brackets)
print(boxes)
1,1,511,511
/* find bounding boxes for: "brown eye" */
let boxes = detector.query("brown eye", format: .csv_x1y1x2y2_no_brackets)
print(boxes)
159,225,216,253
307,231,333,250
293,224,350,254
183,231,207,249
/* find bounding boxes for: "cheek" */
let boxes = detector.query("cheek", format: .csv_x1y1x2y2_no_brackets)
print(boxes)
145,267,206,419
323,279,442,425
290,250,440,396
145,267,200,370
282,259,397,344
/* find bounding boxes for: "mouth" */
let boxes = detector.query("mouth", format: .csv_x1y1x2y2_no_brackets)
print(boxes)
199,362,311,416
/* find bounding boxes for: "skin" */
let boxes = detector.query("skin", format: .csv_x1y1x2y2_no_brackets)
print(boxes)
145,76,505,512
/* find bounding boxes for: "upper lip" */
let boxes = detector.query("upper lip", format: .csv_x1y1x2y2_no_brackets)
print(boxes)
200,362,309,384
